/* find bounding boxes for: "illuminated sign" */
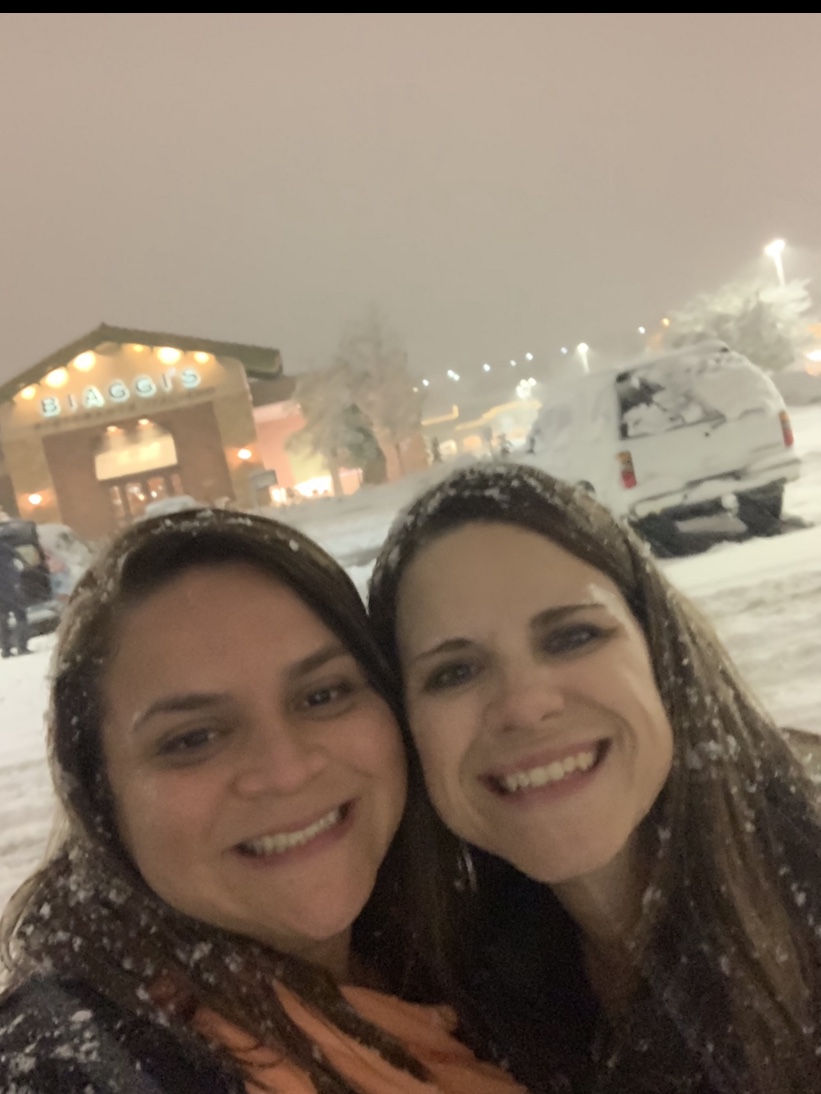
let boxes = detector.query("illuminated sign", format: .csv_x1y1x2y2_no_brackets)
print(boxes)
40,367,201,418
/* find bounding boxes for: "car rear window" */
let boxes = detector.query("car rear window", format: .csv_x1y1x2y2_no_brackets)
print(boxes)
616,348,774,439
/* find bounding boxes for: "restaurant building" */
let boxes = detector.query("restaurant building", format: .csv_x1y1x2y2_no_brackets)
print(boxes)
0,324,292,540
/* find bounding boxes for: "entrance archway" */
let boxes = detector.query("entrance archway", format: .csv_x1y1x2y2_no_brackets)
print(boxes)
94,420,185,525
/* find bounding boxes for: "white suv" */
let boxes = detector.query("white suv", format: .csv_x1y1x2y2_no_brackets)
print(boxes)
526,342,800,552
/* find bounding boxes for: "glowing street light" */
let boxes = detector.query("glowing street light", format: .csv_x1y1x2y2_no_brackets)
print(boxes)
576,342,589,372
764,238,786,286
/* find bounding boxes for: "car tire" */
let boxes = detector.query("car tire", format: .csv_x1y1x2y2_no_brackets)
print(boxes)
736,485,784,536
632,514,686,558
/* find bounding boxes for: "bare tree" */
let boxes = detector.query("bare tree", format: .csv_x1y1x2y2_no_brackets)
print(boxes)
667,279,814,373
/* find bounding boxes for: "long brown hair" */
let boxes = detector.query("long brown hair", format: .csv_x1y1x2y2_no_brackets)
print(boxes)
1,509,438,1094
368,462,821,1094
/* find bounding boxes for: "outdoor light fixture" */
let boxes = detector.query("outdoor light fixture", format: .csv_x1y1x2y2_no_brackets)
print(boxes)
237,448,252,460
764,238,786,286
157,346,183,365
72,351,95,372
44,368,69,388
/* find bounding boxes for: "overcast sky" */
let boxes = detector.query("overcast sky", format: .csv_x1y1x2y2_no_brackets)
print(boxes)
1,13,819,386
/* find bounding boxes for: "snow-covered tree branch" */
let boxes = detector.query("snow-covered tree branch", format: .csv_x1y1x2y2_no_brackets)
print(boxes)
666,279,815,373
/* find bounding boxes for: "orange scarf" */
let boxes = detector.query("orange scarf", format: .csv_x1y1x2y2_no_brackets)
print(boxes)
194,982,526,1093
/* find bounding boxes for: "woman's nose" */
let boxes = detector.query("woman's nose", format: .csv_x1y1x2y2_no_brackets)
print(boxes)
232,718,328,797
484,662,566,735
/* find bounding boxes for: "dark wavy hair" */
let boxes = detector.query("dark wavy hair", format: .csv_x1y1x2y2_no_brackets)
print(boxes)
0,508,442,1094
368,462,821,1094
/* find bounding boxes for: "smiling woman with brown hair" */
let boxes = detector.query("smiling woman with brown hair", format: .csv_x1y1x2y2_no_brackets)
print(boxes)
368,462,821,1094
0,508,524,1094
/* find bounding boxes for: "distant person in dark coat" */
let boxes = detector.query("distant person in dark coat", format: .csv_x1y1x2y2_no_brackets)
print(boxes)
0,539,30,657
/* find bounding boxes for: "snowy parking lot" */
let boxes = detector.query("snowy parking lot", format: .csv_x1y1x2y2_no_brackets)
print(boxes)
1,404,819,912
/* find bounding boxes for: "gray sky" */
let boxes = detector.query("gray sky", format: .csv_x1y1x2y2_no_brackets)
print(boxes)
1,13,819,386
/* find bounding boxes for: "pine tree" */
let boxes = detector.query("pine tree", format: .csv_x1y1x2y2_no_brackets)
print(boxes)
336,308,423,473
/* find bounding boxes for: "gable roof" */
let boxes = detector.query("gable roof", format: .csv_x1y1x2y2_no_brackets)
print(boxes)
0,323,283,406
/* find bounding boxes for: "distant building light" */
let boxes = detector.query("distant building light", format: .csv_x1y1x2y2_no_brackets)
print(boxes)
510,359,517,367
28,493,43,506
560,347,568,355
138,418,151,425
106,425,120,433
483,363,491,372
44,368,69,389
20,385,37,400
72,351,96,372
661,317,670,328
422,378,430,387
525,352,533,361
157,346,183,365
237,447,252,460
412,386,419,393
129,343,148,353
193,351,211,365
638,326,646,335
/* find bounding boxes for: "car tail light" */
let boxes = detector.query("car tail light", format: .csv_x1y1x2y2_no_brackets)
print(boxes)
617,450,637,489
779,410,794,448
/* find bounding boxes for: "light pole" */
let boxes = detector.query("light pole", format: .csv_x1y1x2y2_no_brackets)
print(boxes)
576,342,589,373
764,238,786,287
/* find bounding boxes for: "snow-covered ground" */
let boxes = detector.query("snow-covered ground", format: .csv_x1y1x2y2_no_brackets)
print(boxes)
1,404,818,912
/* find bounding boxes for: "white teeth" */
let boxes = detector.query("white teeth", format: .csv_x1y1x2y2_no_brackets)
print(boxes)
241,808,342,856
498,748,598,794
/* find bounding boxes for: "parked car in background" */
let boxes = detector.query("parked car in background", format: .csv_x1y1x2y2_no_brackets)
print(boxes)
142,495,202,520
37,523,95,605
526,342,800,553
0,519,61,638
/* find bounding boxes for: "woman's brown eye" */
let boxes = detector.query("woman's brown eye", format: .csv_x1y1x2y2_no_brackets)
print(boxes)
303,680,355,709
158,727,219,757
424,662,478,692
544,624,610,655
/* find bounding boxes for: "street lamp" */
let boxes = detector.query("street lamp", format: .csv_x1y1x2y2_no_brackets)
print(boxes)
576,342,589,372
764,238,786,286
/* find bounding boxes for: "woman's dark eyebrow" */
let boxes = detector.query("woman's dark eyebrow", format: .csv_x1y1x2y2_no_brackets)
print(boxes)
530,603,606,630
412,604,606,665
131,692,225,734
130,643,351,733
285,642,351,681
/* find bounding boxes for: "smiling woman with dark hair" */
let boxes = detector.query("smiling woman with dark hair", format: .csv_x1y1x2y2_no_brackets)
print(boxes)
0,508,524,1094
369,462,821,1094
